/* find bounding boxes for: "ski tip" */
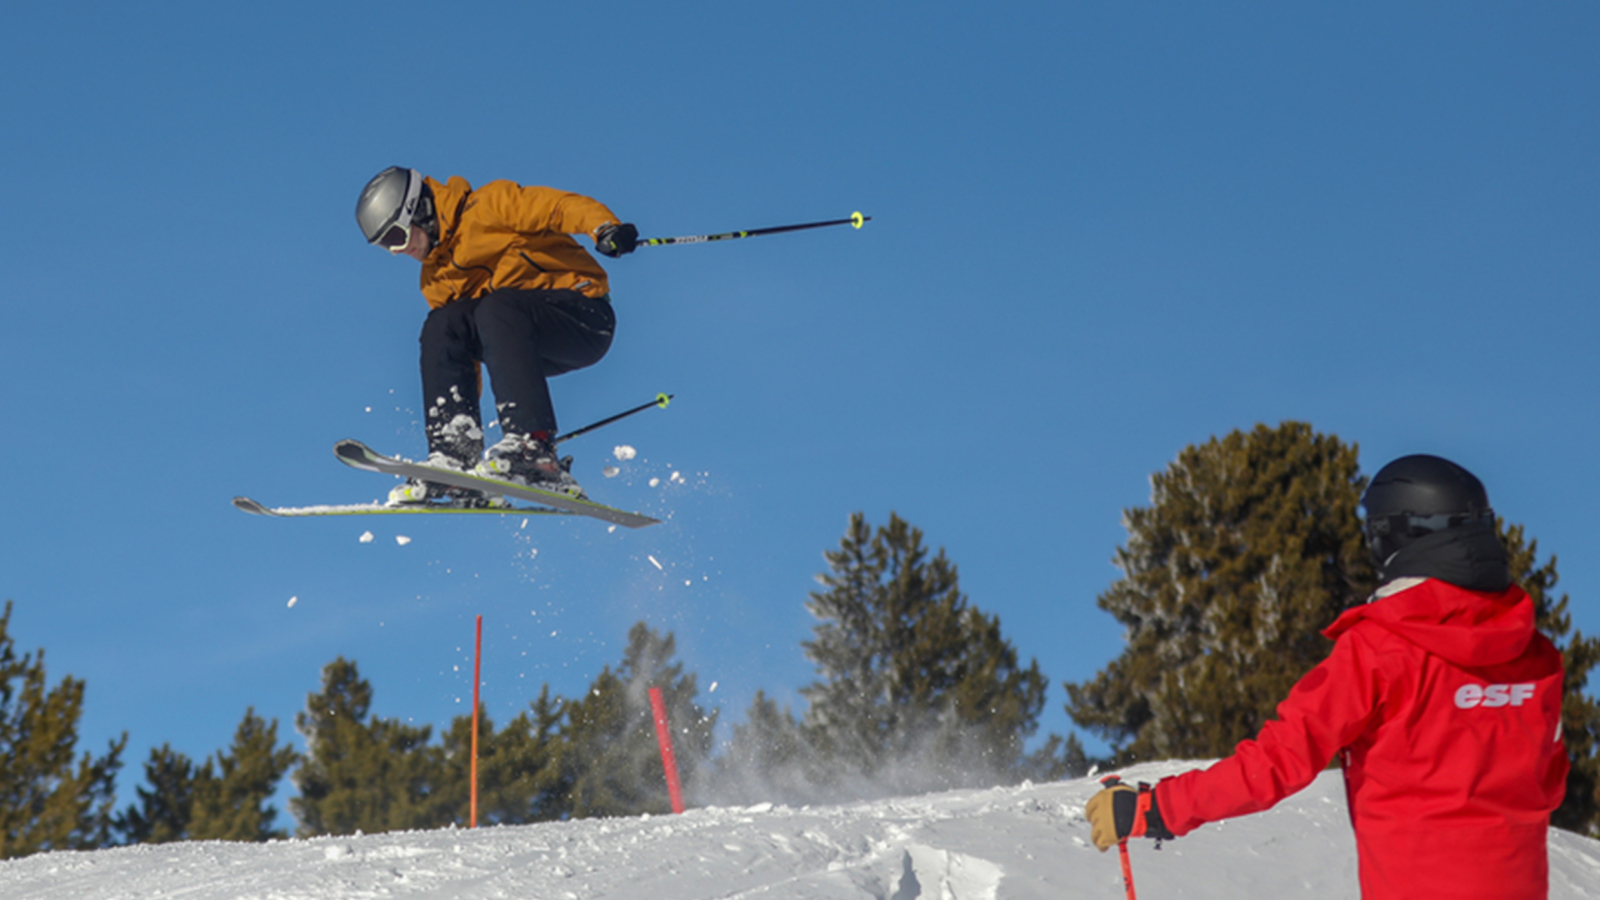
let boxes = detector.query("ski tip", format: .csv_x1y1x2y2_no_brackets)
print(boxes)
333,439,383,469
232,496,275,516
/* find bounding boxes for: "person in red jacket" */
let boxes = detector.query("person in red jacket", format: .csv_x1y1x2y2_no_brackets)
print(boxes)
354,166,638,505
1086,454,1568,900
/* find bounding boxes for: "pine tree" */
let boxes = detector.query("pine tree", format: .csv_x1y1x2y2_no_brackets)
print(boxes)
430,685,567,826
291,658,436,836
188,708,298,841
547,623,715,818
800,513,1049,796
1064,423,1374,762
1503,523,1600,835
119,710,297,844
115,745,194,844
0,601,125,858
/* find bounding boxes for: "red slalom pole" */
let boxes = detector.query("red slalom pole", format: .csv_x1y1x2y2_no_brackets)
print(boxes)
470,614,482,828
647,687,686,814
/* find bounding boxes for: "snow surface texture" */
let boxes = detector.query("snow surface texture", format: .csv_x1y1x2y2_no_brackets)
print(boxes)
2,763,1597,899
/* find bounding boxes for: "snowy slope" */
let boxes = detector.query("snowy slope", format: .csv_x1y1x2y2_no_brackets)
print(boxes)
2,763,1598,899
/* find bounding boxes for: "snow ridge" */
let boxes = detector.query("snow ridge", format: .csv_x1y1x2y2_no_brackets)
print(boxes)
1,765,1597,899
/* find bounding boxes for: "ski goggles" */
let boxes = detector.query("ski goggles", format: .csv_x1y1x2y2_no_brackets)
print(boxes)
373,220,415,251
369,170,425,252
1362,508,1492,542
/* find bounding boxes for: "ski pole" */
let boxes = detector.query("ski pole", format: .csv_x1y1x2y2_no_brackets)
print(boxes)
1100,776,1139,900
1117,840,1138,900
638,212,869,247
554,393,673,444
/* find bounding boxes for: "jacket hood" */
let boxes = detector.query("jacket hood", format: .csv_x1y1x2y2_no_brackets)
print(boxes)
1323,578,1534,667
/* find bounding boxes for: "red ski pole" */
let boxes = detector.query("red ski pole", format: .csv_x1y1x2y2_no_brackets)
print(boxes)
1100,775,1138,900
1117,839,1138,900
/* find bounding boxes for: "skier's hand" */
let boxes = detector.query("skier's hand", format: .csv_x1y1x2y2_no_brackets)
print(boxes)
1085,777,1173,852
594,223,639,258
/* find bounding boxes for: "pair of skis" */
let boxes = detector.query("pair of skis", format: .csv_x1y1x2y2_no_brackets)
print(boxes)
233,395,672,530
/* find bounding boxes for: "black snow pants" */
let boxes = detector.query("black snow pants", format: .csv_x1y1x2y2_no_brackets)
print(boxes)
418,288,614,460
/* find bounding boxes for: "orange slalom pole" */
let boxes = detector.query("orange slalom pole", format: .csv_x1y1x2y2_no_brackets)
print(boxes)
647,686,686,814
470,614,482,828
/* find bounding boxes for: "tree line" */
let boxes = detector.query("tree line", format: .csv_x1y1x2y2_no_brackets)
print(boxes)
0,510,1086,855
1,420,1595,858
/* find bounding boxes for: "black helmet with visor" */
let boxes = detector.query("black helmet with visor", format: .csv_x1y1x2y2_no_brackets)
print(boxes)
1360,454,1494,567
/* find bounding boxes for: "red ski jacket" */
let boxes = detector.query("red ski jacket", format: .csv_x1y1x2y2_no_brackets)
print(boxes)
1154,578,1568,900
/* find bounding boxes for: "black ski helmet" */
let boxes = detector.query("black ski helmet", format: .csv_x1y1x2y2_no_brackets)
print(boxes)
1360,454,1493,566
355,166,436,247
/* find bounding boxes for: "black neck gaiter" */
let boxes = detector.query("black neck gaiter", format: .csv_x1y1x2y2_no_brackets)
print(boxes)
1379,519,1512,592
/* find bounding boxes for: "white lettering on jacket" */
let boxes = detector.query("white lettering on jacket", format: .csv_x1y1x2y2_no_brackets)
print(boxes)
1455,683,1537,709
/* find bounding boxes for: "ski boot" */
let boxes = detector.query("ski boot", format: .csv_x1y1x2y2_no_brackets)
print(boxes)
386,452,505,508
476,434,585,498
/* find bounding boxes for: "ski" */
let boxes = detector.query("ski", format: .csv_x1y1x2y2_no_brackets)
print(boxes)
231,496,569,519
332,440,661,529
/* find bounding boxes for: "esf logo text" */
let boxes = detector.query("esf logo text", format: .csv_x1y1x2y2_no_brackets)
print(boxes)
1455,683,1537,709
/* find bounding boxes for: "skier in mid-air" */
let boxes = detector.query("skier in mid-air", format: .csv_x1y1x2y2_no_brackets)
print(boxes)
1085,454,1568,900
354,166,637,506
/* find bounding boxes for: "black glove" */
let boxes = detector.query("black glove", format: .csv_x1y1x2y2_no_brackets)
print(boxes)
594,223,639,258
1085,776,1174,851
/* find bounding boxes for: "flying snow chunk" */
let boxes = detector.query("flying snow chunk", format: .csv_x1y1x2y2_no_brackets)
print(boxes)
396,535,412,546
649,477,661,488
648,555,663,570
603,466,620,478
287,596,298,609
613,445,637,461
360,531,375,544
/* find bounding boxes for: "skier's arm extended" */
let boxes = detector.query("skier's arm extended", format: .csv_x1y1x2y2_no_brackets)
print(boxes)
1155,630,1384,835
476,180,621,241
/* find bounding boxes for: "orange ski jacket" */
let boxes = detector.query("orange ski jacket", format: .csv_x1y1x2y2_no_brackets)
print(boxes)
418,176,622,309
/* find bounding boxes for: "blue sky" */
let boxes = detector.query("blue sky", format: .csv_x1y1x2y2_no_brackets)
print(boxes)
2,2,1596,813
